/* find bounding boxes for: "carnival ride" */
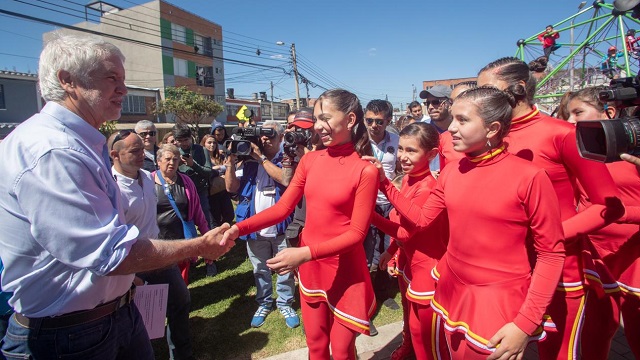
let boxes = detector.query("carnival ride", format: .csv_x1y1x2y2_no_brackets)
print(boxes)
516,0,640,111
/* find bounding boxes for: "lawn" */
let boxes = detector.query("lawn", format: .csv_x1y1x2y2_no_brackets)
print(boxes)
151,244,405,360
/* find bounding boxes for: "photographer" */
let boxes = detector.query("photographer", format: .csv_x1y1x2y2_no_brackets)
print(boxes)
224,120,299,329
281,109,319,251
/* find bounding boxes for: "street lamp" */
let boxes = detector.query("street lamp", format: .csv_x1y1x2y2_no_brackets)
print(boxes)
570,1,588,91
277,41,301,110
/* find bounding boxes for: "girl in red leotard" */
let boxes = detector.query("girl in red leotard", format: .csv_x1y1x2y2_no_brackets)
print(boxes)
385,86,565,360
365,122,449,360
566,87,640,360
476,57,624,360
221,89,378,360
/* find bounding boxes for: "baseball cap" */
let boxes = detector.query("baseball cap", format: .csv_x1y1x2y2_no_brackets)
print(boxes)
419,84,452,99
290,107,315,129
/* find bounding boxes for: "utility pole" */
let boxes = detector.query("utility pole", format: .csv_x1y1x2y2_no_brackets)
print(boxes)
412,84,416,101
305,80,310,107
291,43,301,110
270,81,274,121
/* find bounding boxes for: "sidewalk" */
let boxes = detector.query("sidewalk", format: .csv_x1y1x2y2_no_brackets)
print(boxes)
262,321,636,360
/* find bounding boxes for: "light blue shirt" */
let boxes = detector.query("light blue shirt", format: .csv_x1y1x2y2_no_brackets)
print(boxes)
0,102,139,317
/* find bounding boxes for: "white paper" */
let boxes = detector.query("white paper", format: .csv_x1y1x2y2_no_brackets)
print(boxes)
133,284,169,339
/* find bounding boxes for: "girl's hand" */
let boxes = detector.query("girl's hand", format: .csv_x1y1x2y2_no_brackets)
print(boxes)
220,225,239,246
486,322,529,360
266,247,312,274
361,156,386,181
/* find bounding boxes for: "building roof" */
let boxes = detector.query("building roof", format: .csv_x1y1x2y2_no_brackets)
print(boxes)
0,70,38,80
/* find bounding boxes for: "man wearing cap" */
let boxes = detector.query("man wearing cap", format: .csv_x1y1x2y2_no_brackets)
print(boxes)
225,120,299,329
282,108,318,249
419,85,454,172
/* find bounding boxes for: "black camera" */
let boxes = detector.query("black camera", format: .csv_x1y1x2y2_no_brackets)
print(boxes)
223,126,276,156
283,129,313,158
576,76,640,162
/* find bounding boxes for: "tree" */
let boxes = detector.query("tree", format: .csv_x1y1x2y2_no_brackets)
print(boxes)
156,86,223,142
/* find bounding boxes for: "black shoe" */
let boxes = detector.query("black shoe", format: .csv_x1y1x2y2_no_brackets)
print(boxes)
206,262,218,277
383,298,400,310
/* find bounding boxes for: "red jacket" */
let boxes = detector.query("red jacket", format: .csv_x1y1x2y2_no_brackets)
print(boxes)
538,30,559,49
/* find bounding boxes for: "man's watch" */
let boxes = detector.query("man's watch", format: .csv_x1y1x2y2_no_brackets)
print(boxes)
260,155,268,164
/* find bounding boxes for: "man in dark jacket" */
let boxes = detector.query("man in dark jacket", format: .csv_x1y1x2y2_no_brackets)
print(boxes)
135,120,159,172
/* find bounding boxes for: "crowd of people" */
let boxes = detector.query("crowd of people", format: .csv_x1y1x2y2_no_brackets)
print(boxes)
1,32,640,360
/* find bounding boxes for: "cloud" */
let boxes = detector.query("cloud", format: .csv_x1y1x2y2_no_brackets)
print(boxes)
368,48,377,56
270,54,285,59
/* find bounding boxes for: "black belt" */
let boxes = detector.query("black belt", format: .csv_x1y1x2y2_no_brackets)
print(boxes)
15,286,136,329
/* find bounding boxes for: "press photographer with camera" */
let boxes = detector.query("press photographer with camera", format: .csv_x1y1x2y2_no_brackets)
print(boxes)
224,120,299,329
567,86,640,359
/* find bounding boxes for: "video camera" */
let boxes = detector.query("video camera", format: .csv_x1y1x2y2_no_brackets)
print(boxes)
224,126,276,156
283,129,313,158
576,76,640,162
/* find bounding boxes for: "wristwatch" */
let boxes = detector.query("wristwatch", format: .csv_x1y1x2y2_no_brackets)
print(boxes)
260,154,268,164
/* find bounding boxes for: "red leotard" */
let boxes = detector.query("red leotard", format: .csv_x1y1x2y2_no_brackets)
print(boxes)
501,107,623,360
372,170,449,360
235,142,379,335
388,148,565,355
579,161,640,359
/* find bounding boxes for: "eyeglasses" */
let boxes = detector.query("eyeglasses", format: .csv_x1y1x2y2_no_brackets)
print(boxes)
424,98,448,107
111,130,132,150
365,118,386,126
137,131,156,137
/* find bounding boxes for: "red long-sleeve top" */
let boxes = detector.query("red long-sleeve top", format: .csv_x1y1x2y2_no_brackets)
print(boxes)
235,142,379,334
371,170,448,304
387,149,565,337
538,30,559,49
505,108,623,292
579,161,640,294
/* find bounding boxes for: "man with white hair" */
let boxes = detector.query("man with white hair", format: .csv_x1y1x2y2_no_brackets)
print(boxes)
135,119,159,172
0,34,232,359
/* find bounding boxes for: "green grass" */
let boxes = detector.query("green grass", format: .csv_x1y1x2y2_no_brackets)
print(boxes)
152,244,404,360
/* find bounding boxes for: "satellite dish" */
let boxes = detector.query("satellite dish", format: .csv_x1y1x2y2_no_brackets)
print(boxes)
614,0,640,11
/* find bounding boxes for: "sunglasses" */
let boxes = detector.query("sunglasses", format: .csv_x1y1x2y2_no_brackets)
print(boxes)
424,98,448,107
111,130,132,150
365,118,386,126
137,131,156,137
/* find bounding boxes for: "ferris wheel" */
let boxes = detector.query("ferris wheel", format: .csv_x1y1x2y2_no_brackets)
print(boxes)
515,0,640,110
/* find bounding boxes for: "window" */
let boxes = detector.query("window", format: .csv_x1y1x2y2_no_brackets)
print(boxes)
171,23,186,44
173,58,188,77
122,95,146,114
0,84,5,110
196,65,214,87
215,67,220,74
194,34,213,57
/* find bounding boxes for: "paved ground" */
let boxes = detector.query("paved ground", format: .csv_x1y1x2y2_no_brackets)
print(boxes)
263,321,636,360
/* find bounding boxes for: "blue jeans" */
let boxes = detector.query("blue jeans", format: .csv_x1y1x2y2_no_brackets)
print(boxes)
199,192,214,229
364,203,393,267
246,234,295,309
138,265,192,360
1,302,153,360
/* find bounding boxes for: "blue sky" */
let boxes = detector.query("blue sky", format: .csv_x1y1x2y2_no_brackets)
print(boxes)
0,0,618,109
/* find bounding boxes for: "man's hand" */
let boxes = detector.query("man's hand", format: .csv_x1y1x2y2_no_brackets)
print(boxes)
486,322,529,360
266,247,312,274
201,223,234,260
181,154,194,167
621,153,640,168
250,142,263,160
